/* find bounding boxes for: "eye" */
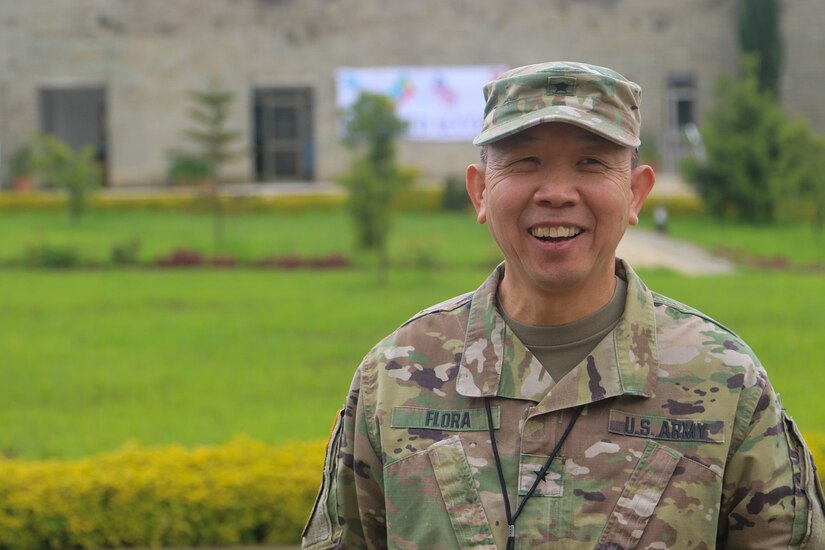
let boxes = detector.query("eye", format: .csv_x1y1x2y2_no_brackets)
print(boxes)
512,156,540,166
578,157,610,171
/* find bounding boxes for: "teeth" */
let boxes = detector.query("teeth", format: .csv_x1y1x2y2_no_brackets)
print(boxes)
530,226,582,238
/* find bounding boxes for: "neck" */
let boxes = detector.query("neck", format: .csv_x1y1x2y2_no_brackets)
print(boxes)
498,267,618,326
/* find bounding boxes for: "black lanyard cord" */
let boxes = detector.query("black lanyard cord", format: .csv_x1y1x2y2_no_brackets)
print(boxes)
484,398,585,550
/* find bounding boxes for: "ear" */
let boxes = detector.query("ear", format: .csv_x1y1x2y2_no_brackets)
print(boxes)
628,165,655,226
466,163,488,224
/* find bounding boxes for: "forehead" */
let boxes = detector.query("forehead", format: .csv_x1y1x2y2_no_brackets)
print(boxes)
491,122,621,150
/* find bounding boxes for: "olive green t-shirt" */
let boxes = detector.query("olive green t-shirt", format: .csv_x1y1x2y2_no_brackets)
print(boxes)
499,277,628,382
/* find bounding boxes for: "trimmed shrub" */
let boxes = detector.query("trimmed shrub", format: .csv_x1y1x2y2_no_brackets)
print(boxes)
24,244,81,269
155,248,206,267
0,437,324,549
0,433,822,549
441,175,471,212
0,187,454,214
0,191,348,214
110,240,141,266
639,195,704,218
392,184,442,212
167,154,212,186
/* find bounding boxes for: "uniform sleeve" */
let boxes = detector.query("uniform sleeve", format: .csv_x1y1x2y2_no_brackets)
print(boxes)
302,365,387,550
718,379,825,548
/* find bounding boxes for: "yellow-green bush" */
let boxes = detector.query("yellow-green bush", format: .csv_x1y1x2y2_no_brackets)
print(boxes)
0,187,454,214
805,431,825,476
3,432,821,549
639,194,704,217
0,191,348,213
0,437,325,549
392,185,444,212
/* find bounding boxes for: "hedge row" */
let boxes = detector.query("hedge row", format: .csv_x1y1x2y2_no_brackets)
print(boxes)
0,437,324,550
1,432,823,549
0,185,449,214
639,194,704,217
0,187,709,217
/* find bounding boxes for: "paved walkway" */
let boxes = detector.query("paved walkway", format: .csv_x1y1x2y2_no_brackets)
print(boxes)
618,227,735,275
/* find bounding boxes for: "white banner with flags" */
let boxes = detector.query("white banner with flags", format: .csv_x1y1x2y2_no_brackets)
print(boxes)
336,65,508,142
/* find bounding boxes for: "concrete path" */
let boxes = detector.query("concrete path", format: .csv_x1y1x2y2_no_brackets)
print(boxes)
618,227,735,275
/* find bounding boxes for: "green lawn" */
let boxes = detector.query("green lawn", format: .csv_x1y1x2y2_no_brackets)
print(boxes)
642,215,825,267
0,268,483,458
0,208,823,459
0,209,500,268
1,266,823,460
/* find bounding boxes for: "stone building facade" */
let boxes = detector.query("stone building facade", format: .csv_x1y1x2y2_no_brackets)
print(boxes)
0,0,822,186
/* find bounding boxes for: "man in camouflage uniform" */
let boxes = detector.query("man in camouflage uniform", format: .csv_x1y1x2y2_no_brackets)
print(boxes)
302,61,825,549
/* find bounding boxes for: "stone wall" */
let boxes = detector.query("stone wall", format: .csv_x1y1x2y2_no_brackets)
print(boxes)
0,0,821,186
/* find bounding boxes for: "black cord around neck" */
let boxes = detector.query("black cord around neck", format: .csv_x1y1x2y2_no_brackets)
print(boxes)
484,398,584,550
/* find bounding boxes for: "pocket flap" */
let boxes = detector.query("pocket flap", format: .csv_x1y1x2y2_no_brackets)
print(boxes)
429,436,497,549
597,439,682,548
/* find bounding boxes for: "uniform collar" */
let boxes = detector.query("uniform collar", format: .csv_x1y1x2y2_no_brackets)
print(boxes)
456,260,658,412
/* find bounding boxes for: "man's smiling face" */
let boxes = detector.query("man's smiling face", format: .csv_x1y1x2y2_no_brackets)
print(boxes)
466,122,654,322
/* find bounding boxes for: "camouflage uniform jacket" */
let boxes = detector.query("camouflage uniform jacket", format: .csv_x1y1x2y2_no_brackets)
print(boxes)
303,261,824,549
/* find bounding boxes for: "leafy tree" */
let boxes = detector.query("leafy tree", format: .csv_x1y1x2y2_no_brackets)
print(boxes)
338,92,411,283
681,57,785,222
32,135,101,224
777,118,825,235
176,83,243,244
738,0,782,97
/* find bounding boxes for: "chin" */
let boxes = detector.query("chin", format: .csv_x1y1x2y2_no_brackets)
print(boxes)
531,270,589,292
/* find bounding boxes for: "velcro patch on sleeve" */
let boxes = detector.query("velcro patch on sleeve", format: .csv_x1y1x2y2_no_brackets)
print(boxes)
391,406,500,432
608,410,725,444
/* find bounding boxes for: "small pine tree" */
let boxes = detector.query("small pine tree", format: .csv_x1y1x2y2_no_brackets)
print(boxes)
338,92,411,283
179,84,243,244
184,86,242,178
739,0,782,97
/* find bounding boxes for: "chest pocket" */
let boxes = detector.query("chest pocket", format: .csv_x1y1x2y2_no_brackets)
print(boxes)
429,436,498,549
597,439,682,548
383,434,497,550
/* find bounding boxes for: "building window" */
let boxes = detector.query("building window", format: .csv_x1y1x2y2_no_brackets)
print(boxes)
253,88,314,181
663,74,697,172
38,86,108,184
668,74,696,130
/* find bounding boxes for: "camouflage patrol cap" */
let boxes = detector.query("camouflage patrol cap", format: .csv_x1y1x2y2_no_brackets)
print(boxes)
473,61,642,148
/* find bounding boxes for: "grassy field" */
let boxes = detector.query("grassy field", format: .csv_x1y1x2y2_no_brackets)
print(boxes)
2,266,823,460
642,215,825,267
2,208,820,268
1,208,823,459
0,209,500,268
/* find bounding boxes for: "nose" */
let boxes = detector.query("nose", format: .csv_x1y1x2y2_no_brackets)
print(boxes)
532,170,580,208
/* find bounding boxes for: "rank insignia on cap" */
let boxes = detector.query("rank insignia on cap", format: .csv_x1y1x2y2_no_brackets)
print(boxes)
546,76,577,96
